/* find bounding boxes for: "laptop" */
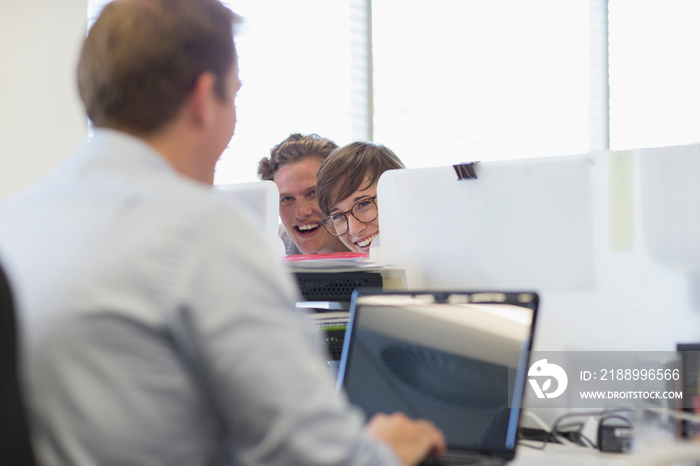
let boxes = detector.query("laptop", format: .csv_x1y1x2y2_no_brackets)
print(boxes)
336,290,539,465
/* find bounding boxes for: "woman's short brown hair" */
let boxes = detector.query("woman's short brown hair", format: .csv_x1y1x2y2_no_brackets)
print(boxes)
78,0,239,136
257,133,338,181
316,142,405,216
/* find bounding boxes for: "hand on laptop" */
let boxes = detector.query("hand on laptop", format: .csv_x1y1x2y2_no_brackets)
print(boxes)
367,411,447,465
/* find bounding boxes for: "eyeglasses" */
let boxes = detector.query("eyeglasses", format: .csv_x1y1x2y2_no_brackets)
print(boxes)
321,195,378,237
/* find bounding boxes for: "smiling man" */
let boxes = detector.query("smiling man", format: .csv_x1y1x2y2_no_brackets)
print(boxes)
258,133,350,255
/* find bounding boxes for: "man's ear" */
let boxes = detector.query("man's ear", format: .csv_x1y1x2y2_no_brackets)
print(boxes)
187,71,218,127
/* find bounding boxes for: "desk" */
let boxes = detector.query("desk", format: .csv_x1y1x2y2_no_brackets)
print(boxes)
512,444,627,465
511,441,700,465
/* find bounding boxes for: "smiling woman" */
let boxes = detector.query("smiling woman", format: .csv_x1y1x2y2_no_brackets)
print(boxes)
316,142,404,254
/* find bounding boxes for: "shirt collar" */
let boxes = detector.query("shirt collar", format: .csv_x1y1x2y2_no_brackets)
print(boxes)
86,128,175,174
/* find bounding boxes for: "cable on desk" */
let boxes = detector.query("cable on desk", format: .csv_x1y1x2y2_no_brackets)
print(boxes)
518,404,700,453
518,411,595,451
518,409,636,452
551,410,606,450
518,411,553,450
521,404,700,456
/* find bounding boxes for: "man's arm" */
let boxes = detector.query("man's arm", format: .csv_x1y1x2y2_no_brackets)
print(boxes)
173,208,408,465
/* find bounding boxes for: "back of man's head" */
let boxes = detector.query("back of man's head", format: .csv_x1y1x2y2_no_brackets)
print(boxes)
78,0,239,137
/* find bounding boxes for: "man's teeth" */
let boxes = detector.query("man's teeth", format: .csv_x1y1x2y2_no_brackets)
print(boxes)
357,233,377,248
298,223,320,231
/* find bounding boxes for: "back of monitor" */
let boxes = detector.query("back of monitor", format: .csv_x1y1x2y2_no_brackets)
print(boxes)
377,155,595,291
215,180,284,256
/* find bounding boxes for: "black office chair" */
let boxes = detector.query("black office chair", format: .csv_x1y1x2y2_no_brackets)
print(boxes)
0,263,38,466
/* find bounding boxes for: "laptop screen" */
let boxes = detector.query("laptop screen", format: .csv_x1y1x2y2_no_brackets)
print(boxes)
337,290,538,458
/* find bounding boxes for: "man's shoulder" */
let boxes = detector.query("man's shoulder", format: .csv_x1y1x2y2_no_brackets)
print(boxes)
154,176,260,231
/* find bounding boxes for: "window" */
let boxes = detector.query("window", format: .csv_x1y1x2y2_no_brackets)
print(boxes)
87,0,700,182
609,0,700,150
216,1,359,184
372,0,591,168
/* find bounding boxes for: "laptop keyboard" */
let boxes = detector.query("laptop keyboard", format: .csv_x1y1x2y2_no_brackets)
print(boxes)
420,453,505,466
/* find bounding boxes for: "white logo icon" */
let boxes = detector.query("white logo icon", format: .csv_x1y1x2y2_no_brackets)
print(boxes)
528,359,568,399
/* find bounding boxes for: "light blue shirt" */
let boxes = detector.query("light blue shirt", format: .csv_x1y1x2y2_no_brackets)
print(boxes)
0,130,399,466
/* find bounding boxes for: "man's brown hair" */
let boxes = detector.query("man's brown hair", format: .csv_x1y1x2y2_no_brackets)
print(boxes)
257,133,338,181
316,142,405,216
77,0,239,136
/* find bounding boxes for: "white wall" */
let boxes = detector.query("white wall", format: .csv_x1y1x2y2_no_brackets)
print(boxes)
534,149,700,353
0,0,87,202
